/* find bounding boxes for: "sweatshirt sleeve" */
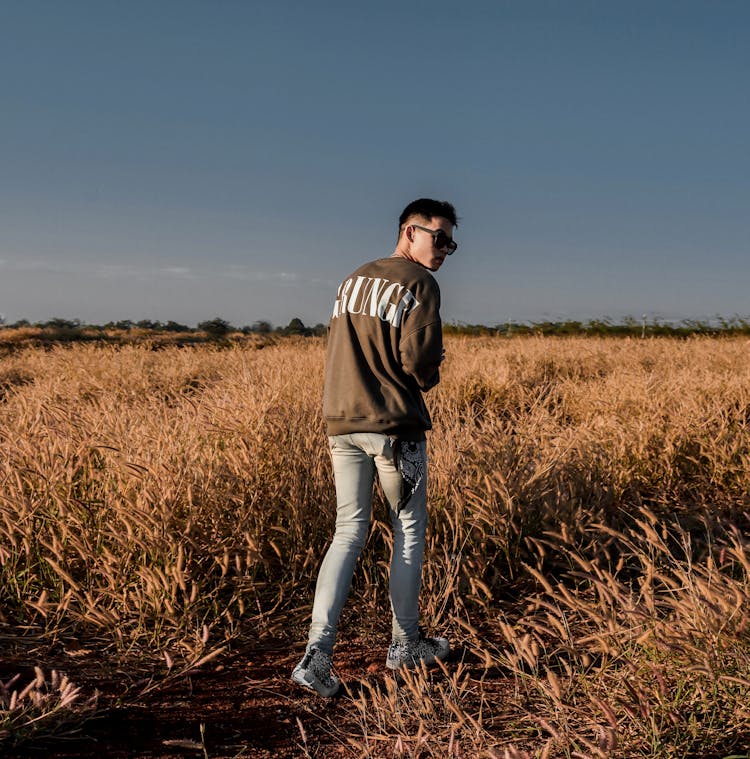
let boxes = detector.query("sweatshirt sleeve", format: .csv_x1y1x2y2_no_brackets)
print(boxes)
400,320,443,391
399,275,443,391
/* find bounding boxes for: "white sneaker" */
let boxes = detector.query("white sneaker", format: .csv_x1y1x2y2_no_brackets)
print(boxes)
292,647,340,697
386,635,450,671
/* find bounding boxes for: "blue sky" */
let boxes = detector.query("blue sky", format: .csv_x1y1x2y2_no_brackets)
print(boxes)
1,1,748,327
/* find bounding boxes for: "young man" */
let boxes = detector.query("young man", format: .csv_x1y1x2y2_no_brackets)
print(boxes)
292,198,459,697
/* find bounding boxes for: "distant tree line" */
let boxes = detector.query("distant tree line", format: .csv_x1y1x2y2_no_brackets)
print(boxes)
3,315,750,339
444,315,750,337
0,316,328,337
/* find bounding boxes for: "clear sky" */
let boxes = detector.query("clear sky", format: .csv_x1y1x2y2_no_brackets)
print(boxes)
1,1,748,328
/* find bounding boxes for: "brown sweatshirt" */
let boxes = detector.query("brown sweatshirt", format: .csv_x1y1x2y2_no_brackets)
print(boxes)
323,257,443,440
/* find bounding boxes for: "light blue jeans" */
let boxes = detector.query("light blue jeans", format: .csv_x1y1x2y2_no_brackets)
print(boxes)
307,432,428,655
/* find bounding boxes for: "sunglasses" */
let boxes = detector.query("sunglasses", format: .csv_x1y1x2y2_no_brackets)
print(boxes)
411,224,458,254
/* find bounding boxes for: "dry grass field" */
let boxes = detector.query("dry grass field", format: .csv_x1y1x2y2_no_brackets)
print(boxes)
1,336,750,757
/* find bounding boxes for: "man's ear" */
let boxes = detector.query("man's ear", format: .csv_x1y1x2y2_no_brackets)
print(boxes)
405,225,414,242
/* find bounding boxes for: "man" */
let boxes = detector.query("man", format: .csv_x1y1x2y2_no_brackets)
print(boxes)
292,198,459,697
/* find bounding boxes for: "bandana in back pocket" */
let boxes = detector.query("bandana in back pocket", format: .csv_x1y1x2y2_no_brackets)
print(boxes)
393,440,425,513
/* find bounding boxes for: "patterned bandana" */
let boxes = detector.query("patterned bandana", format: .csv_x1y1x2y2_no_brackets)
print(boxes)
393,439,425,513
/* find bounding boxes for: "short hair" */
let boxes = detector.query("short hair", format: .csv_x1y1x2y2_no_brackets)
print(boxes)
398,198,459,231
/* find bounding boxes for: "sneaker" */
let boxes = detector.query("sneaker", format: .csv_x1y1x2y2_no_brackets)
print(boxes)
386,635,450,671
292,647,340,697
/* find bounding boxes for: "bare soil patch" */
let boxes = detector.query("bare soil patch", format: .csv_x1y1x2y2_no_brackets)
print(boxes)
2,633,508,758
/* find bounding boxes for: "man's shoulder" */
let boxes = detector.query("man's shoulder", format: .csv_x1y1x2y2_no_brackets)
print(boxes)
347,257,439,291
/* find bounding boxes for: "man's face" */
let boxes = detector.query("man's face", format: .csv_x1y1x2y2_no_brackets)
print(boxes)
404,216,456,271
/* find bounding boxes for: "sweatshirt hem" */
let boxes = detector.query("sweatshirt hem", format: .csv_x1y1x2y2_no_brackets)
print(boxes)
326,419,428,441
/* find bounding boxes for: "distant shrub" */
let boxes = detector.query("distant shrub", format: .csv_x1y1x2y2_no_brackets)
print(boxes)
108,320,134,331
42,318,81,330
284,317,307,336
164,321,191,333
197,318,232,337
249,320,273,334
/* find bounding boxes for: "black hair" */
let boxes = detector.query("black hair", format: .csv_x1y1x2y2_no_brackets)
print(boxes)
398,198,459,230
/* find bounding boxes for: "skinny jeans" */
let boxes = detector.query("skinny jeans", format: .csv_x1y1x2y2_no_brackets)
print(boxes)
307,432,428,655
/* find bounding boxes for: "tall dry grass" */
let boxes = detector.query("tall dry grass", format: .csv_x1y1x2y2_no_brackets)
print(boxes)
1,336,749,755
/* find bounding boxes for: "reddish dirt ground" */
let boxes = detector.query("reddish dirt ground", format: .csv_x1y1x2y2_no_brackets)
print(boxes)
2,635,500,758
